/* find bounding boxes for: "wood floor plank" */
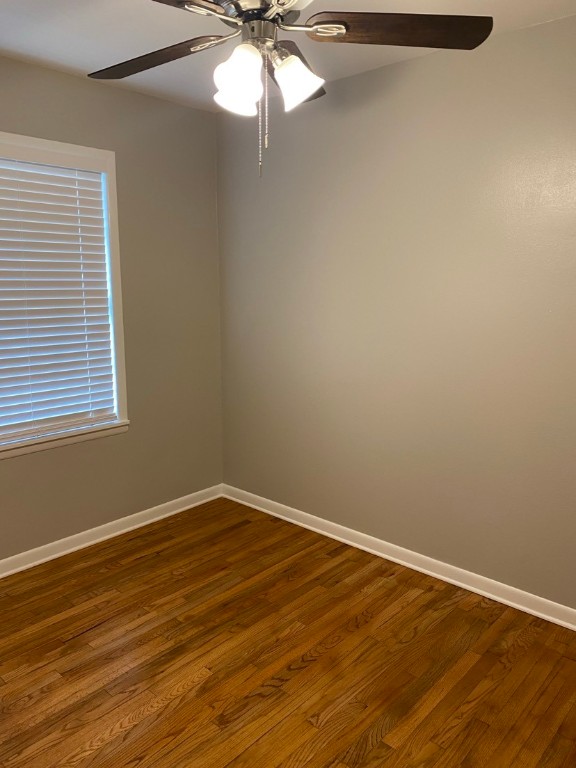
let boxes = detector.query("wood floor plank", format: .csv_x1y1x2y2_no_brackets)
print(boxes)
0,499,574,767
539,737,576,768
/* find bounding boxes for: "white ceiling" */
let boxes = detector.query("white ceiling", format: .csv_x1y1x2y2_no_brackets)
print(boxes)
0,0,575,111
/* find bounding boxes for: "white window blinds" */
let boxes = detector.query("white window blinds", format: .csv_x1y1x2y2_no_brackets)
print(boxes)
0,144,126,454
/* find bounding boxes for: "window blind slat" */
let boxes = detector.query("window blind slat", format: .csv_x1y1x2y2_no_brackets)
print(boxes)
0,176,102,195
1,321,110,333
0,337,111,353
0,237,106,249
0,215,106,231
0,222,105,236
1,384,115,412
0,405,115,433
0,305,110,317
0,413,117,444
0,268,108,279
0,384,114,411
1,352,113,374
0,334,111,352
0,243,106,255
0,201,105,220
1,382,114,410
0,362,114,383
4,315,109,338
0,372,113,392
1,322,110,339
0,341,112,359
0,158,101,181
0,171,101,189
0,259,107,269
3,379,112,396
0,182,103,199
3,392,115,414
1,280,109,290
1,288,109,299
0,176,101,194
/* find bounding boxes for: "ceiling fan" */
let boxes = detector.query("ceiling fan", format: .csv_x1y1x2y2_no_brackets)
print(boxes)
89,0,493,115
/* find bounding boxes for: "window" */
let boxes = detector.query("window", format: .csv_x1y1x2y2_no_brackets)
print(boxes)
0,132,128,458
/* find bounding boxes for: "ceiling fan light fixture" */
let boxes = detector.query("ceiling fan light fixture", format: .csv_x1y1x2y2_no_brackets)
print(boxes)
213,42,263,114
273,54,325,112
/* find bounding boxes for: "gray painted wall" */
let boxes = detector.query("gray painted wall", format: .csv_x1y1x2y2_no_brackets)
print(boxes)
0,57,222,558
218,16,576,607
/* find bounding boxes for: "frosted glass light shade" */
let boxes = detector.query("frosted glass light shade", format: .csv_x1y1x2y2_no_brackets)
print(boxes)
274,55,325,112
214,90,258,117
213,43,263,110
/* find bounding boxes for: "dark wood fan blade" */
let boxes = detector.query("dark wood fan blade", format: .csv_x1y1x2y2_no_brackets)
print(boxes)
276,41,327,101
152,0,225,15
306,12,493,50
89,36,226,79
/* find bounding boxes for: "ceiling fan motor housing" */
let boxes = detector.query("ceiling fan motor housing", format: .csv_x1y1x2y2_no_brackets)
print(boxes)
243,19,277,44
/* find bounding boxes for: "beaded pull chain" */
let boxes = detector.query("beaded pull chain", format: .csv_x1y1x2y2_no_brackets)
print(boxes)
258,92,263,177
258,50,270,178
264,50,269,151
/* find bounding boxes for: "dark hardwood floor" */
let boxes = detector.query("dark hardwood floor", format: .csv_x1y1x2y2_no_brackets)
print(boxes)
0,498,575,767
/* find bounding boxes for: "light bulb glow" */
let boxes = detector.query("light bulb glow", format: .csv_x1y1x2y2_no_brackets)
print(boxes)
212,43,263,115
274,55,325,112
214,90,258,117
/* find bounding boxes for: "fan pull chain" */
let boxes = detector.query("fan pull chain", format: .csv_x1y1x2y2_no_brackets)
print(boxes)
264,51,269,150
258,93,263,177
257,50,271,178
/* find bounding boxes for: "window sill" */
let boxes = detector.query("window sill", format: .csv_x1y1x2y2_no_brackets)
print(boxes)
0,421,130,460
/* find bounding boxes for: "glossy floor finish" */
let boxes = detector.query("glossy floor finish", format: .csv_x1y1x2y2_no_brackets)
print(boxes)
1,499,575,767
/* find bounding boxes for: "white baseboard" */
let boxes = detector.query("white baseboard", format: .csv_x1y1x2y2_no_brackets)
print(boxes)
222,485,576,632
4,482,575,632
0,484,224,580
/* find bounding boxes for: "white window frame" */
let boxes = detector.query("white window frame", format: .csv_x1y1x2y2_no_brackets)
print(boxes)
0,131,128,459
